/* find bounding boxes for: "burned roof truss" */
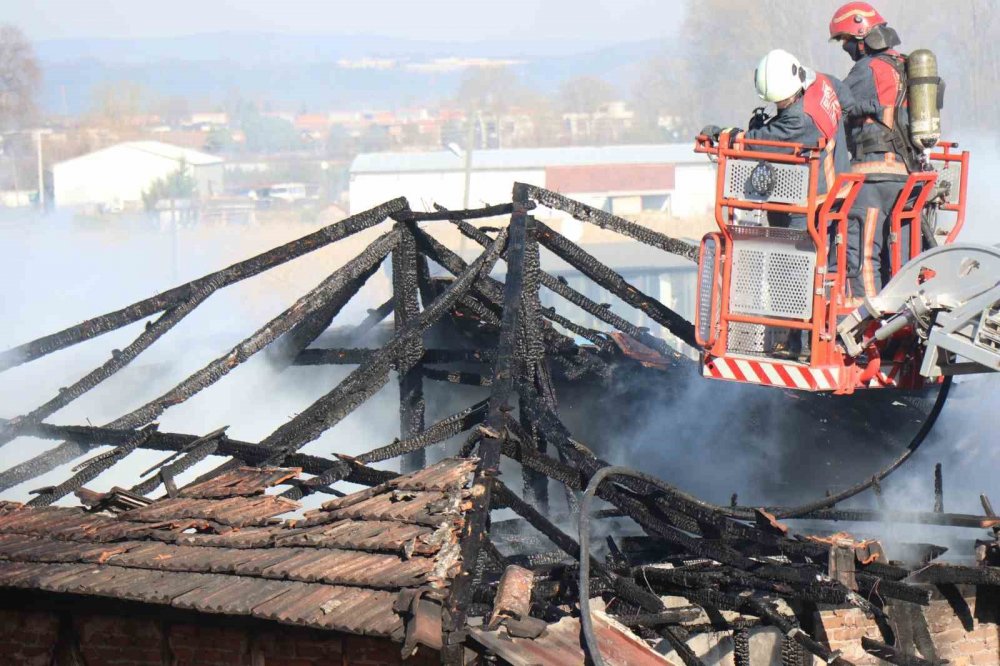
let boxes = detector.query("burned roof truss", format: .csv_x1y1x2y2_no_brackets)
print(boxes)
1,183,997,665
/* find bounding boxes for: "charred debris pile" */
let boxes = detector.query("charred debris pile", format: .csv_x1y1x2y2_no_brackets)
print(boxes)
0,183,997,665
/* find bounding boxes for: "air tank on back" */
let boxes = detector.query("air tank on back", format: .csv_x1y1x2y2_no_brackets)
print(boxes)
907,49,942,149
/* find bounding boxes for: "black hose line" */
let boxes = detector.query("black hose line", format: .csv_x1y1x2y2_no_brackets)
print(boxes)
638,377,953,522
580,466,628,666
579,466,705,666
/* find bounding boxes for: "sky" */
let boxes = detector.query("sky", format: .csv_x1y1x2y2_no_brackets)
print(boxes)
8,0,683,43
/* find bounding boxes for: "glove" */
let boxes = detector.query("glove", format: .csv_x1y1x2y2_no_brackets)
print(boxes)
700,125,723,141
720,128,743,148
748,107,770,131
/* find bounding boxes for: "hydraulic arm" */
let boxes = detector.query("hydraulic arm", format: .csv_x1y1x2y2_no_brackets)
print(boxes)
837,244,1000,378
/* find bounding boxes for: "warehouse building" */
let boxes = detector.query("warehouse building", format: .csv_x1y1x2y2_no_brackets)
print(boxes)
54,141,224,211
348,144,715,220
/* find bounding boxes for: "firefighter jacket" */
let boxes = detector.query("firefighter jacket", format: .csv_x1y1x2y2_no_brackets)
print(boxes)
744,73,853,198
842,50,912,177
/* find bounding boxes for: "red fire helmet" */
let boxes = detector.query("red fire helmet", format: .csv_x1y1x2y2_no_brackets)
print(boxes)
829,2,887,40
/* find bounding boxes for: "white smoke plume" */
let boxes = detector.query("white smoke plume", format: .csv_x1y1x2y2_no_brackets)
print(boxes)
0,211,408,509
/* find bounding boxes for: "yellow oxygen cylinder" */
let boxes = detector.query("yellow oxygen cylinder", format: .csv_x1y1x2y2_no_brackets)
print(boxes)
907,49,941,149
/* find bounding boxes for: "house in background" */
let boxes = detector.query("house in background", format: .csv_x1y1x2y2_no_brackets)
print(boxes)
53,141,224,211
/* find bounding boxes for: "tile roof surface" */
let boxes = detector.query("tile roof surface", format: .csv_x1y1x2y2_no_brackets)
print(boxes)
0,458,477,644
469,611,681,666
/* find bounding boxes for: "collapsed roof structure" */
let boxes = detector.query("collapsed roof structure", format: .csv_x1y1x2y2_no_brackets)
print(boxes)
0,184,997,665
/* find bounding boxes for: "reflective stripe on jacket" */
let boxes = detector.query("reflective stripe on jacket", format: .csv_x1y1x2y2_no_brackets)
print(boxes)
743,73,853,196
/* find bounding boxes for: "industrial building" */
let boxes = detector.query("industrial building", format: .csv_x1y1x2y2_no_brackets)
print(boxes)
53,141,224,211
348,144,715,220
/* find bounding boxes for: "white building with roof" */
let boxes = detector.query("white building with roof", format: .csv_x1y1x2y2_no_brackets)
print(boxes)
348,144,715,219
54,141,224,210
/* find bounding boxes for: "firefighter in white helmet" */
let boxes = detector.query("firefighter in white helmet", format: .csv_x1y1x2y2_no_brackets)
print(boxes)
702,49,873,358
704,49,859,226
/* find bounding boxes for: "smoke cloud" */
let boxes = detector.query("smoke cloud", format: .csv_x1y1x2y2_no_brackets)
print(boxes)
0,211,408,509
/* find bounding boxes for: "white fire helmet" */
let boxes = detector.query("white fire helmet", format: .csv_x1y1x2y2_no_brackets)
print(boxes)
754,49,808,103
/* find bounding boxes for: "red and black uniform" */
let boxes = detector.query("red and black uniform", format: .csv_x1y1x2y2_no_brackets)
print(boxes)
842,49,919,293
843,49,912,176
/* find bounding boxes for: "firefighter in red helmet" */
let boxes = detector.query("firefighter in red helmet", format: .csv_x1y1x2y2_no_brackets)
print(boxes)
830,2,923,295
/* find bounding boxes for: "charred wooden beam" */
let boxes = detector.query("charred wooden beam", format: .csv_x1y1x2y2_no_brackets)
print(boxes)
114,229,400,432
535,220,697,347
293,348,377,365
455,294,503,327
283,399,489,499
448,215,680,358
26,426,158,506
443,191,528,663
529,437,742,565
412,226,504,302
541,307,616,353
136,426,228,479
269,259,376,366
515,396,821,565
424,349,495,364
741,596,847,665
255,228,509,464
517,214,550,514
0,441,88,492
861,637,937,666
293,347,493,367
781,507,996,529
392,218,426,473
413,224,585,358
347,298,394,343
423,368,492,387
516,397,868,565
2,231,400,492
130,437,221,496
615,608,704,629
0,198,406,373
413,238,438,311
0,285,215,447
2,419,397,490
391,202,527,222
493,482,583,563
733,627,751,666
856,574,932,606
522,184,698,261
639,565,850,607
412,238,505,330
908,564,1000,587
780,635,806,666
934,462,944,513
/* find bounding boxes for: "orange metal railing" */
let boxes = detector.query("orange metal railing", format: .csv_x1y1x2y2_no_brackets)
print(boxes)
694,132,864,368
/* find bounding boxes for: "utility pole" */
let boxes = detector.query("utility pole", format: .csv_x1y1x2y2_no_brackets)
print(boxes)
462,111,476,210
35,130,44,212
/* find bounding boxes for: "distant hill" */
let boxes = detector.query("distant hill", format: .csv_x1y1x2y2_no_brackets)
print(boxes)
36,33,667,114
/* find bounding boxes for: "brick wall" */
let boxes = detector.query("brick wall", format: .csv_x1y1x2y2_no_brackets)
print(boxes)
0,609,439,666
0,610,60,666
817,589,1000,666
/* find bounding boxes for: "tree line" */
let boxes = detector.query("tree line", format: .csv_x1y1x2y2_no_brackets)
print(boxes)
1,1,996,153
646,0,1000,136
